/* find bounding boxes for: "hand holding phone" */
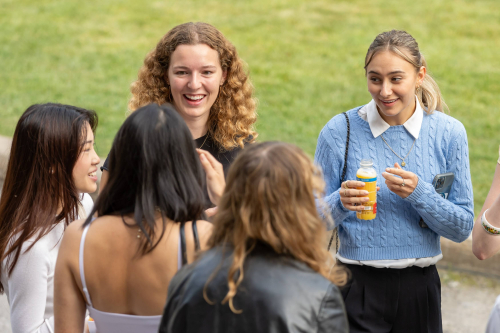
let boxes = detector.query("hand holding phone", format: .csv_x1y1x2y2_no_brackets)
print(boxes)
419,173,455,228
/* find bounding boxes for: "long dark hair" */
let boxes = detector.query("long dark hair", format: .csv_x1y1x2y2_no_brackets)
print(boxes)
0,103,98,292
87,103,206,254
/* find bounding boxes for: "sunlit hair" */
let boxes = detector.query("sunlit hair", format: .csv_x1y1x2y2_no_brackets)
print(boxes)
205,142,348,313
86,104,206,255
129,22,257,150
365,29,449,114
0,103,97,293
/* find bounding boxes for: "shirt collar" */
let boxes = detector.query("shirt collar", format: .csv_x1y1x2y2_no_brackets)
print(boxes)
358,96,423,139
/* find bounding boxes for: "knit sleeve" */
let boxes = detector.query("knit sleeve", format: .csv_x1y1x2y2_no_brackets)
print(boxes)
7,241,55,333
314,119,351,230
404,121,474,243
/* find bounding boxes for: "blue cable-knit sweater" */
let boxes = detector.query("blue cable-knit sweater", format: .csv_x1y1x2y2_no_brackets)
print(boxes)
315,107,474,261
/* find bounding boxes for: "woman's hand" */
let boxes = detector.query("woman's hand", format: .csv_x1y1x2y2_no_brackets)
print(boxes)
382,163,419,199
197,149,225,206
339,180,371,211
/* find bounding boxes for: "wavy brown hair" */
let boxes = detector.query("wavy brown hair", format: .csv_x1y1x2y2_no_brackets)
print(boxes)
205,142,348,313
129,22,257,150
365,30,449,114
0,103,97,293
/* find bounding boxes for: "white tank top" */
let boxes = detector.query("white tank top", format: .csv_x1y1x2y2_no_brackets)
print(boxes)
79,220,163,333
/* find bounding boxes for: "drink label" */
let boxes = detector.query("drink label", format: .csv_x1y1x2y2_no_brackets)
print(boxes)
356,175,377,220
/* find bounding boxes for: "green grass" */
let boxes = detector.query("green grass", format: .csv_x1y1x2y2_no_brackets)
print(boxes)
1,0,499,215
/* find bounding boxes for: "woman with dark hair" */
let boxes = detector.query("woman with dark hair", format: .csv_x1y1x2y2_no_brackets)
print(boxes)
0,103,99,333
54,104,220,332
100,22,258,211
160,142,349,333
315,30,474,332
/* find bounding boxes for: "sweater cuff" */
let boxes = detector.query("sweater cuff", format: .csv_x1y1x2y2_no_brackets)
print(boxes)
404,177,434,205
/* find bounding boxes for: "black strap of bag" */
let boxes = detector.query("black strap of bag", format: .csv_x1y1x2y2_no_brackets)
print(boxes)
327,112,350,252
180,220,200,266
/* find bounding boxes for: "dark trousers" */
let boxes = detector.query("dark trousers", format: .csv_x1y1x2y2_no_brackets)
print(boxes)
341,263,442,333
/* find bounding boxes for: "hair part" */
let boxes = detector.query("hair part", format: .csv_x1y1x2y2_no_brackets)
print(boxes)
364,29,449,113
204,142,348,313
0,103,97,292
87,103,206,255
129,22,257,150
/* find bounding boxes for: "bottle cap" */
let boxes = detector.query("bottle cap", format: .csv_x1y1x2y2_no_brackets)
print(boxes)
360,159,373,167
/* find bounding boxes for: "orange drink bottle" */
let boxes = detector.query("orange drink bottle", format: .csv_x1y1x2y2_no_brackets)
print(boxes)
356,159,377,220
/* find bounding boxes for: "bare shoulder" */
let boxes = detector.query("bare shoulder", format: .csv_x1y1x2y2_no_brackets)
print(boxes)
196,220,213,235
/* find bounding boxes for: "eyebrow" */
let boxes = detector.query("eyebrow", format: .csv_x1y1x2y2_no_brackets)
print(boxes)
172,65,218,70
84,140,93,144
368,70,406,75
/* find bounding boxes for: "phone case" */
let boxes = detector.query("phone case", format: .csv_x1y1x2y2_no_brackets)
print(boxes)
419,173,455,228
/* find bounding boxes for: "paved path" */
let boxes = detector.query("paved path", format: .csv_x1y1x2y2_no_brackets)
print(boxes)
0,267,498,333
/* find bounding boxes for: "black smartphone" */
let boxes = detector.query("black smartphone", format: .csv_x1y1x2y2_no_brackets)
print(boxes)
419,173,455,228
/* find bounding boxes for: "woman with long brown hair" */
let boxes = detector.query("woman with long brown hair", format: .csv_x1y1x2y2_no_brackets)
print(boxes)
100,22,258,210
159,142,349,333
0,103,99,333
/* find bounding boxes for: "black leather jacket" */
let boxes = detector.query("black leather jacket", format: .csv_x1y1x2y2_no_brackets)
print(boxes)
159,244,348,333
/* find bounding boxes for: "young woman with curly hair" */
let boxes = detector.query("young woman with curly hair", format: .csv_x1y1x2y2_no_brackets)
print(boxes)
159,142,349,333
100,22,258,208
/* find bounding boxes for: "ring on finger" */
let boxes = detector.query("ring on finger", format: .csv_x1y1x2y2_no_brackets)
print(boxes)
401,179,406,187
344,188,348,197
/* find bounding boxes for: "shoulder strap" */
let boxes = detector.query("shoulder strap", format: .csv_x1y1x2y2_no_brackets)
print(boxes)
179,220,201,267
79,221,94,307
192,220,200,251
180,221,187,266
327,112,350,252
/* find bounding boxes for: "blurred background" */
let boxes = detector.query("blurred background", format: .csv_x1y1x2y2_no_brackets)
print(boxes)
0,0,499,332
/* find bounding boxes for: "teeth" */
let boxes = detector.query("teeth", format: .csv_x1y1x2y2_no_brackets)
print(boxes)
383,99,397,103
185,95,204,101
88,172,96,177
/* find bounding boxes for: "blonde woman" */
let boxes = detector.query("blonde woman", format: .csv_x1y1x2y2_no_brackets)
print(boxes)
101,22,257,207
159,142,349,333
315,30,473,332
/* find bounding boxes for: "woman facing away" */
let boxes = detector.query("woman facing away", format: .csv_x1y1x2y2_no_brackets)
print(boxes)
315,30,474,332
54,104,221,332
100,22,258,208
160,142,349,333
0,103,99,333
472,146,500,332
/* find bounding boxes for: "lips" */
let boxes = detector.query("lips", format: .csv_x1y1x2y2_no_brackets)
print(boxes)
183,94,206,105
380,98,399,106
88,170,98,182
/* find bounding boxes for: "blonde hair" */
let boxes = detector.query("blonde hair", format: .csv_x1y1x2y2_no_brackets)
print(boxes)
129,22,257,150
205,142,348,313
365,30,449,113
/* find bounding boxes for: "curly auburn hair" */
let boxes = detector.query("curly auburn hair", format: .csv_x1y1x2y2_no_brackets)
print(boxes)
205,142,348,313
129,22,257,150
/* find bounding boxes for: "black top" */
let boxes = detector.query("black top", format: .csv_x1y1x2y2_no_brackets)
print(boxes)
194,133,244,177
159,243,348,333
100,133,247,207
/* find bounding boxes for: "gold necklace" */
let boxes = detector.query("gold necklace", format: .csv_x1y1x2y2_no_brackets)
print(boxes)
198,133,209,149
380,134,416,167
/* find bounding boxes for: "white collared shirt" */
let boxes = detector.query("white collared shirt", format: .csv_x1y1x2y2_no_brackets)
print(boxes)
337,97,442,269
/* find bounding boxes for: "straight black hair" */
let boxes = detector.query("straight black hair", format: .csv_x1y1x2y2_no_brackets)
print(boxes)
86,103,206,254
0,103,97,292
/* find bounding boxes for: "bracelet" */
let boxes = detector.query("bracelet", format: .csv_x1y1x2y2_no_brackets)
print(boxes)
481,209,500,236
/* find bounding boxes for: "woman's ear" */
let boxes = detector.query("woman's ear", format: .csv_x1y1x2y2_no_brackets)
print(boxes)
417,66,426,86
220,70,228,86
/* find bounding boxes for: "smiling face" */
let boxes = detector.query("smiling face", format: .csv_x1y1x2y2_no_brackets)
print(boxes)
366,50,426,126
72,123,100,193
167,44,227,132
